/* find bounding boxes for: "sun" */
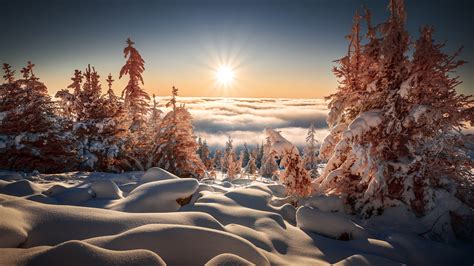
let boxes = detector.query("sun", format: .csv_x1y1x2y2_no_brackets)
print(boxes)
214,65,235,87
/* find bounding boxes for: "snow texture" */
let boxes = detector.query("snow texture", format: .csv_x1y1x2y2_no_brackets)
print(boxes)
0,169,472,265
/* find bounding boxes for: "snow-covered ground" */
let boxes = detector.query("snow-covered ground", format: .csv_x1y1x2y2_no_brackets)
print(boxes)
0,168,472,265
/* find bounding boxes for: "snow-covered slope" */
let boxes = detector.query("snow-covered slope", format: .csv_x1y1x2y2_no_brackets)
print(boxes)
0,169,472,265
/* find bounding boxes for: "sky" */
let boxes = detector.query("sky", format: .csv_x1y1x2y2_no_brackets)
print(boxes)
1,0,473,98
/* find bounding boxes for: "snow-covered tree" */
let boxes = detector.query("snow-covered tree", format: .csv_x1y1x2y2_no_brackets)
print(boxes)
245,155,257,176
119,38,150,131
0,62,76,172
260,137,279,178
200,139,213,170
280,150,312,197
222,136,234,172
241,143,250,167
71,66,127,171
302,123,319,178
256,142,264,168
213,149,223,170
225,150,240,180
2,63,15,84
317,0,473,216
149,87,205,179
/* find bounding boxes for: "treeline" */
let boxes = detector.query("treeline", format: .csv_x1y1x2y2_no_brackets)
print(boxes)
0,38,321,183
0,39,205,178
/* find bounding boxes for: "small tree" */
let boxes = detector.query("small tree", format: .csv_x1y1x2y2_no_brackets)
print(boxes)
260,137,279,178
2,63,15,84
241,143,250,167
302,123,319,178
280,150,312,197
213,149,223,170
200,139,213,170
245,155,257,176
226,150,240,180
150,87,205,179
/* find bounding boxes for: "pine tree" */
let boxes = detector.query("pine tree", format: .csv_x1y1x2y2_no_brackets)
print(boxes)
196,136,203,159
256,141,264,168
2,63,15,84
0,62,76,172
317,0,473,216
119,38,150,131
245,155,257,176
260,137,279,178
150,87,205,179
241,142,250,167
281,150,312,197
213,149,223,170
222,135,234,172
302,123,319,178
200,139,213,170
226,150,240,180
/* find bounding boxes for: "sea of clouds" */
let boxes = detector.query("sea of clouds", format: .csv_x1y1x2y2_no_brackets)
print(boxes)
155,97,330,150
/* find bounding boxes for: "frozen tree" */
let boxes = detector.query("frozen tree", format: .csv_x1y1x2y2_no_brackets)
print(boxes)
71,66,127,171
260,137,279,178
213,149,223,170
0,62,76,172
238,150,244,170
196,136,203,159
225,150,240,180
149,87,205,179
317,0,473,216
241,143,250,167
200,139,213,170
2,63,15,84
280,150,312,197
245,155,257,176
257,142,264,168
302,123,319,178
222,136,234,172
119,38,150,131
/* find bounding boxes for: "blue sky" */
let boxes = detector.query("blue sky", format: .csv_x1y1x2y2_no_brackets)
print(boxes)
1,0,472,98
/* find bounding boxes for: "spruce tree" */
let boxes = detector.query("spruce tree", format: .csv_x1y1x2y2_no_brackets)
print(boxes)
119,38,150,131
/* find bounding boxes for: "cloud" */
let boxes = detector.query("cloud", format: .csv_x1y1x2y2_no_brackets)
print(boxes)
156,96,330,149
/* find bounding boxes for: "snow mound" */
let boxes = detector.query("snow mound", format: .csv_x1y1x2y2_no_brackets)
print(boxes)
43,184,69,196
85,224,270,265
1,171,473,265
52,187,93,205
0,240,166,266
333,254,402,266
0,179,43,197
0,206,28,248
296,206,370,240
140,167,180,183
205,253,253,265
90,180,122,199
110,178,199,212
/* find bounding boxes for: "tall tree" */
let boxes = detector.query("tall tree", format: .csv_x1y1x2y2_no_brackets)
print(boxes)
317,0,473,216
119,38,150,131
